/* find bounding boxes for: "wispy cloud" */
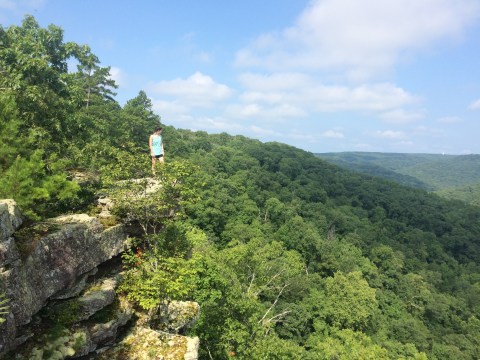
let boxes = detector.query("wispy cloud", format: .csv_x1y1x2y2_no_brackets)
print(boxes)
237,73,418,114
373,130,406,139
226,103,306,120
109,67,127,88
468,98,480,110
380,109,424,124
322,130,345,139
149,72,233,108
235,0,480,80
437,116,463,124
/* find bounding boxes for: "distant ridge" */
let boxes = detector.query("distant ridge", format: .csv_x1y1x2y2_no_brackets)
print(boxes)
316,152,480,205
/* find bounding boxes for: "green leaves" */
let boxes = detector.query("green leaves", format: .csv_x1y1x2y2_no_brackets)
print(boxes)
0,151,79,219
322,271,378,331
102,156,201,235
120,252,199,309
307,329,390,360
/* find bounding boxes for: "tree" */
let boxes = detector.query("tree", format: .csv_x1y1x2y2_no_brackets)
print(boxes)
122,91,161,146
71,51,117,109
322,271,378,331
1,16,82,149
307,329,390,360
0,150,79,219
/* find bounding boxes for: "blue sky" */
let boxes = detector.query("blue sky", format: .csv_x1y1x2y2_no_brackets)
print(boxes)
2,0,480,154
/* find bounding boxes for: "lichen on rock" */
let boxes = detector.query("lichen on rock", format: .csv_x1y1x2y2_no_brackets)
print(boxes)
0,200,128,357
96,326,199,360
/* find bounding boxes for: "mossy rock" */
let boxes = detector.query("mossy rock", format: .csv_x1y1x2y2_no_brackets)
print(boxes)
13,221,59,260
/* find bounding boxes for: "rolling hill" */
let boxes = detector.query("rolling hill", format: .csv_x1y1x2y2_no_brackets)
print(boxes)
316,152,480,206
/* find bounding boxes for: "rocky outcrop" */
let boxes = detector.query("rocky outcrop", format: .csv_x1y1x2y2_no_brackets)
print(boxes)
150,301,201,334
97,177,161,218
0,199,24,244
0,200,201,359
95,326,200,360
25,296,134,359
0,200,127,356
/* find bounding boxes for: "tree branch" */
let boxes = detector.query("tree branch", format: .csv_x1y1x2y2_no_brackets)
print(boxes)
258,283,289,325
247,272,256,295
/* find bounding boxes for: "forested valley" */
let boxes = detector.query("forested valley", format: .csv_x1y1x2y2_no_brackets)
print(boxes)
2,17,480,359
316,152,480,207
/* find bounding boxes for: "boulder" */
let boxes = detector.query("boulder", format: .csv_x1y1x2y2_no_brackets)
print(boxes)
95,326,199,360
0,200,23,242
153,301,201,333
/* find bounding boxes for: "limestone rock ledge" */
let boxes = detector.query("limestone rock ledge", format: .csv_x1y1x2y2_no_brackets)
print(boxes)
96,327,200,360
0,200,128,356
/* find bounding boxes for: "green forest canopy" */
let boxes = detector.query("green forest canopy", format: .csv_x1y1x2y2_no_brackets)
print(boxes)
2,16,480,359
317,152,480,206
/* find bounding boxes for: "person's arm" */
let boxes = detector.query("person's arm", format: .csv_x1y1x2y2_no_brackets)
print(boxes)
162,142,165,160
149,135,153,155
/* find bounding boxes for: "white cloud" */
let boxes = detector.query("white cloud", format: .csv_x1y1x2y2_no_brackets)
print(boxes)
153,112,245,134
152,99,190,115
195,51,214,64
226,103,306,119
373,130,406,139
380,109,424,124
468,98,480,110
354,143,374,151
227,104,263,118
249,125,282,136
396,140,415,147
235,0,480,79
237,79,417,113
149,72,233,107
238,72,311,91
200,117,243,132
322,130,345,139
178,32,215,65
413,126,444,136
437,116,463,123
109,67,127,88
310,83,418,112
284,131,319,143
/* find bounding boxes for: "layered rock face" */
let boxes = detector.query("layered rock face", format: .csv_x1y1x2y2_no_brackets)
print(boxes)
0,200,200,359
0,201,128,356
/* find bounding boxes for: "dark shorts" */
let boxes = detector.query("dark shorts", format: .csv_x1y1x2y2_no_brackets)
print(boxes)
152,154,164,159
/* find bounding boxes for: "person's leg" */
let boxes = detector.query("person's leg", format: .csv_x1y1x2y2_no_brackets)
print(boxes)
151,156,157,174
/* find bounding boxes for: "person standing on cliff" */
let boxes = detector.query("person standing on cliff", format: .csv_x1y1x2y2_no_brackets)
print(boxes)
149,126,164,174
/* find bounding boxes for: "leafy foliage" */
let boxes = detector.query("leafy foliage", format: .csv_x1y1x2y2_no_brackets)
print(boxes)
317,152,480,206
3,16,480,359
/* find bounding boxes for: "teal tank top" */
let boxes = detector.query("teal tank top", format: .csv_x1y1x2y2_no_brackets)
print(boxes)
151,134,163,155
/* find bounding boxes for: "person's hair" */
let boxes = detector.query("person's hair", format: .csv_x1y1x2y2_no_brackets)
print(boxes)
154,126,163,133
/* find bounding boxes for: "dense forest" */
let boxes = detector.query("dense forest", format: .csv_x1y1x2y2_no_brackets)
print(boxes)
2,17,480,359
317,152,480,206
